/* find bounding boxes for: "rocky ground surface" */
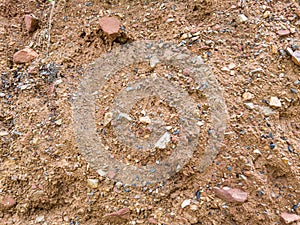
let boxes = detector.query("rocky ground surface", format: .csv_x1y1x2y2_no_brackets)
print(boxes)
0,0,299,224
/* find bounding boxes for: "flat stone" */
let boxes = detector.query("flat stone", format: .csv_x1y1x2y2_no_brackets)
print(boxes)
13,48,38,64
103,112,113,126
154,132,171,149
99,16,120,35
97,169,108,177
150,56,160,68
244,102,255,110
87,179,99,189
35,215,45,223
242,92,254,101
292,50,300,66
213,187,248,203
181,199,191,209
237,14,248,23
0,131,9,136
228,62,236,69
24,14,39,32
148,217,157,224
103,208,130,220
269,96,282,107
277,29,290,36
139,116,151,124
0,195,16,210
280,212,300,224
261,106,276,116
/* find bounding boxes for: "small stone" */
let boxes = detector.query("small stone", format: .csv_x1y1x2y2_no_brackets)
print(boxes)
269,96,282,108
54,119,62,125
115,182,123,189
213,187,248,203
221,66,230,72
13,48,38,64
263,11,271,18
0,93,5,97
197,121,204,126
87,179,99,189
35,215,45,223
228,63,236,70
97,169,108,177
244,102,254,110
181,199,191,209
0,195,16,209
180,33,189,40
154,132,171,149
148,217,157,224
104,112,113,126
292,50,300,66
271,45,278,54
24,14,39,32
139,116,151,124
253,149,262,155
290,27,296,34
277,29,290,36
242,92,254,101
261,106,275,116
99,16,120,35
280,212,300,224
0,131,9,136
103,208,130,220
118,113,132,121
150,56,160,68
237,14,248,23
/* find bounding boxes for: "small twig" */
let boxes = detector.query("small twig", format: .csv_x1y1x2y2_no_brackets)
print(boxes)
47,0,55,57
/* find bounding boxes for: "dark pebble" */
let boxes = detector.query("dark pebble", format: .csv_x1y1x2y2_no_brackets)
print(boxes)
195,190,201,199
288,145,293,153
292,203,300,211
291,44,299,50
270,143,276,149
85,1,93,6
290,88,298,94
173,130,180,135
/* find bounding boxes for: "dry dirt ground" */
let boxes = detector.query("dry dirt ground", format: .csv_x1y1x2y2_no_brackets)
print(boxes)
0,0,300,224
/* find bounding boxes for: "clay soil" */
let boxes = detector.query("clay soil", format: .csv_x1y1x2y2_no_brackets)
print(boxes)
0,0,299,224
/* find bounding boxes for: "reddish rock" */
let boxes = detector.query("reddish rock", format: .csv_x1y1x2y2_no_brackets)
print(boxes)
281,212,300,224
99,16,121,35
13,48,38,64
148,217,157,224
213,187,248,203
24,14,39,32
277,29,290,36
0,195,16,210
103,207,130,220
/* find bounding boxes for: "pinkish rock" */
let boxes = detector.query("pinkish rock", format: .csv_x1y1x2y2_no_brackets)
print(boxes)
0,195,16,210
148,217,157,224
24,14,39,32
277,29,290,36
99,16,121,35
213,187,248,203
103,207,130,220
13,48,38,64
281,212,300,224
